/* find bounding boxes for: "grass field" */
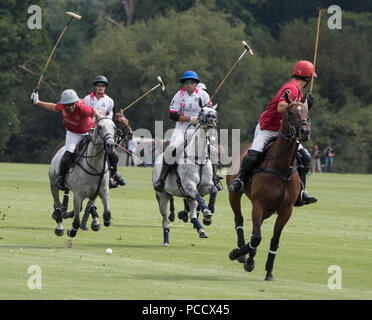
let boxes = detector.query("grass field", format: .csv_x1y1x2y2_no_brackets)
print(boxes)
0,162,371,300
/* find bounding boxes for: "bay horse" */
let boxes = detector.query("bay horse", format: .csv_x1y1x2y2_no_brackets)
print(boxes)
226,91,311,281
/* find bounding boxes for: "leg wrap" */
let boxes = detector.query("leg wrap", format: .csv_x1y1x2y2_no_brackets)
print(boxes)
195,194,207,211
265,237,279,272
191,218,203,231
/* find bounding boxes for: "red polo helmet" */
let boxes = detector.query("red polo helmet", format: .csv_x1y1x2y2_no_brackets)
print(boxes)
293,60,317,78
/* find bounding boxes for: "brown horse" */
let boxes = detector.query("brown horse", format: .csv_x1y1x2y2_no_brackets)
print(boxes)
226,91,311,281
112,110,133,147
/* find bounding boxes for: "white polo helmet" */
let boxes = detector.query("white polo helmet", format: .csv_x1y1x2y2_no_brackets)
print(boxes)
60,89,80,104
196,83,208,93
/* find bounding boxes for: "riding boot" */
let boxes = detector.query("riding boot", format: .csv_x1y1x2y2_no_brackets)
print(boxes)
294,148,317,207
108,152,126,186
56,151,74,191
228,150,262,194
212,163,223,191
154,158,171,192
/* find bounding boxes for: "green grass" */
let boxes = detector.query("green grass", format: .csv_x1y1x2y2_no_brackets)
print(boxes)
0,163,372,299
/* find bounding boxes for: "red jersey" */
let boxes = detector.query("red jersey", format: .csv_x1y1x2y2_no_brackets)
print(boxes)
259,78,303,131
54,99,95,134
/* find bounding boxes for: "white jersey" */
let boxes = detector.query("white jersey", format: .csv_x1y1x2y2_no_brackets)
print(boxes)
84,91,114,119
169,87,210,131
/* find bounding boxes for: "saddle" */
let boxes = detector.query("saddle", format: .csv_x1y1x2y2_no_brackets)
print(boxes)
248,136,301,183
70,134,93,168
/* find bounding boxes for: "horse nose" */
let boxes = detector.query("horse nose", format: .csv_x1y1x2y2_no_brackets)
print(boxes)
105,139,115,152
299,127,310,141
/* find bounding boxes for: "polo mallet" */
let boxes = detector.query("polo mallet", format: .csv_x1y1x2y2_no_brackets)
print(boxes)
120,76,165,113
35,11,82,92
209,41,253,102
309,9,322,94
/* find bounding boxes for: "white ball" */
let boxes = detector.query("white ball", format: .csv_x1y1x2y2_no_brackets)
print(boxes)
105,248,112,254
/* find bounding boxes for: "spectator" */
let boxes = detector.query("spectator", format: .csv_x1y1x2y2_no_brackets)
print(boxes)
312,145,321,173
126,139,136,167
323,144,335,172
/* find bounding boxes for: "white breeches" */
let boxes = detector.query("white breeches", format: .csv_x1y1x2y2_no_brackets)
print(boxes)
65,130,89,153
164,127,196,164
250,123,303,152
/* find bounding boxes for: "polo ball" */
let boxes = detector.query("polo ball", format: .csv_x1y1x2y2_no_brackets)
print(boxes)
105,248,112,254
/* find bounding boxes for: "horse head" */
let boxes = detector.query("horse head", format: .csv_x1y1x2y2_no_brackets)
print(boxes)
283,90,310,142
95,111,116,155
113,110,133,144
198,98,218,129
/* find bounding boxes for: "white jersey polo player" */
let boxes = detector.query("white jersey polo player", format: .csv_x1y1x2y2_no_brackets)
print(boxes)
154,70,211,192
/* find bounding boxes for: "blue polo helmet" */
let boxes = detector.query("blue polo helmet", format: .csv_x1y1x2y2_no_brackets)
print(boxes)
180,70,200,84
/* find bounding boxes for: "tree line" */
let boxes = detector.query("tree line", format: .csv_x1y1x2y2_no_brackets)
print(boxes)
1,0,371,173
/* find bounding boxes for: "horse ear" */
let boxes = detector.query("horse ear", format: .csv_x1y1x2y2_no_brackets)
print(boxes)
212,103,218,110
284,90,292,104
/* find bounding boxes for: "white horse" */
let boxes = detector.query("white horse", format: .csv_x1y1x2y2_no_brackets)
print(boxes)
152,104,218,245
49,113,116,238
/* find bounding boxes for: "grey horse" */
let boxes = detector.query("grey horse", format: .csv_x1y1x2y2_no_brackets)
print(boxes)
152,104,218,245
50,112,116,238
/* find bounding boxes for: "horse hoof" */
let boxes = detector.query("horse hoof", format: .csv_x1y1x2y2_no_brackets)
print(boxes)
104,219,111,227
178,211,188,223
203,217,212,226
169,212,175,222
91,223,101,232
199,230,208,238
229,248,240,260
67,229,77,238
62,210,74,219
203,209,212,218
265,273,274,281
80,225,89,231
244,258,255,272
54,228,64,237
237,255,246,264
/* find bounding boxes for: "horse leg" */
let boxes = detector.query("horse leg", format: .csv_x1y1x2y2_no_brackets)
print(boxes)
189,200,208,238
61,189,74,219
228,191,245,263
100,188,111,227
155,192,170,246
81,200,92,230
264,207,293,281
178,199,189,223
229,203,264,272
67,195,82,238
195,193,213,226
168,196,175,222
89,202,101,232
208,192,217,214
51,183,64,236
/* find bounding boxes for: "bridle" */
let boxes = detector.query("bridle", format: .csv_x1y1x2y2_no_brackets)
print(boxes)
279,102,310,141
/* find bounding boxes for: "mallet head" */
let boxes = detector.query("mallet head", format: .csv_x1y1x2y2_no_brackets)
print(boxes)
242,41,253,55
65,11,82,20
157,76,165,91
